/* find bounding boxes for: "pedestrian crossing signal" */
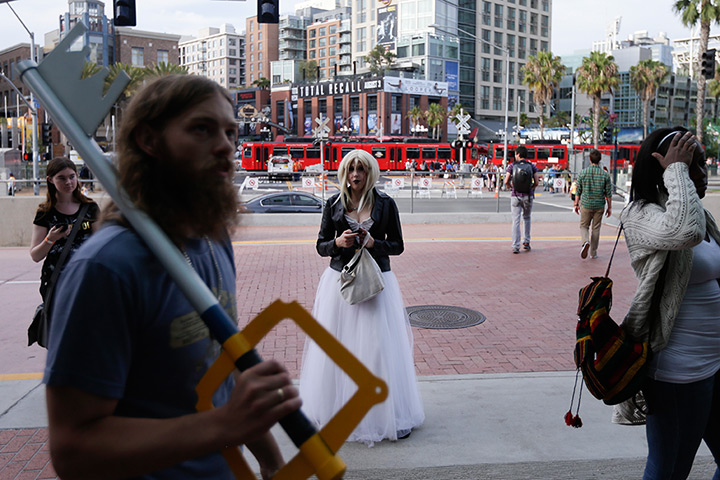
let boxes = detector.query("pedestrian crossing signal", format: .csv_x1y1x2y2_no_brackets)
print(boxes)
257,0,279,23
603,126,613,145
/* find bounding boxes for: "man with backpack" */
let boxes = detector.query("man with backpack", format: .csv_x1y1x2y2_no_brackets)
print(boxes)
504,146,540,254
573,149,612,259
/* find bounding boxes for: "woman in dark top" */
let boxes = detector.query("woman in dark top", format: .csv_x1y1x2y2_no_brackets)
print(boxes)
30,157,99,300
299,149,424,446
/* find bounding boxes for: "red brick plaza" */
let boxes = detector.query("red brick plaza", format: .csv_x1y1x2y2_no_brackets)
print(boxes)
0,221,637,479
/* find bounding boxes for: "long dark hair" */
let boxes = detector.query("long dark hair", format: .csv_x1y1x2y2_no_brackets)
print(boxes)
630,126,688,205
103,74,236,244
37,157,93,213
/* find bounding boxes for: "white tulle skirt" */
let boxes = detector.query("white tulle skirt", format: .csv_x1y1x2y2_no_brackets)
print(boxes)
299,267,425,446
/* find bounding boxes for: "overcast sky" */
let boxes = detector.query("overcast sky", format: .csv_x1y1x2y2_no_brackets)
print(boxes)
0,0,701,58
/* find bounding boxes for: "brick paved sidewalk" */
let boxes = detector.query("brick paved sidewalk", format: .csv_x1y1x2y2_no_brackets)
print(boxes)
0,221,637,479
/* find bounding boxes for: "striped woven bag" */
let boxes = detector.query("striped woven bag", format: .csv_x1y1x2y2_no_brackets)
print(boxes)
565,225,653,428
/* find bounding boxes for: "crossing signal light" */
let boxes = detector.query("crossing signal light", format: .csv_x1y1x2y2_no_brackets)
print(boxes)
23,152,30,162
113,0,136,27
603,126,613,144
257,0,279,23
701,49,716,80
464,140,473,149
41,123,52,145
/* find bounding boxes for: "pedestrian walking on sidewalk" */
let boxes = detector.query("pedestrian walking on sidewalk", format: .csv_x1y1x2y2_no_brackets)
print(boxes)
504,145,541,254
300,149,424,446
574,149,612,260
612,127,720,479
44,75,298,479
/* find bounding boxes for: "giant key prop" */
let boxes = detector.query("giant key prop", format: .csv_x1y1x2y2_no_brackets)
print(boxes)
19,23,388,480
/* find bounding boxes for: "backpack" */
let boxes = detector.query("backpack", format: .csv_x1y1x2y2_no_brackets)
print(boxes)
512,160,533,193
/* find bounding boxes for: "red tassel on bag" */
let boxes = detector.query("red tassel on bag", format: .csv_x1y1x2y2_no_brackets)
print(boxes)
565,368,584,428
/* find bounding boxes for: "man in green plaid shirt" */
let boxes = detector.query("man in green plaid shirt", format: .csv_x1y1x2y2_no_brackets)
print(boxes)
573,149,612,259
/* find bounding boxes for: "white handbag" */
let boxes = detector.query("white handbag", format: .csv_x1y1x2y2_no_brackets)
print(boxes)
339,235,385,305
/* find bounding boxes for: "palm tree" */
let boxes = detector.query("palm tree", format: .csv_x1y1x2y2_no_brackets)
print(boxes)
425,103,446,140
576,51,620,147
521,51,565,139
630,59,670,137
674,0,720,143
252,76,271,90
406,105,425,132
144,62,188,77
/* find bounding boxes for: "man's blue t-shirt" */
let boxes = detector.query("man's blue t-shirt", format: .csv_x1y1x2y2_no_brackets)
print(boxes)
44,225,238,479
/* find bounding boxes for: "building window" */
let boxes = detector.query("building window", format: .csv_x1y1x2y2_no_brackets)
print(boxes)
494,4,503,28
507,34,515,57
258,42,262,49
481,58,490,82
482,30,491,54
330,24,337,34
482,1,491,25
507,7,516,30
131,47,144,66
157,50,169,64
259,32,262,40
356,27,366,52
259,52,263,60
481,86,490,109
310,50,316,59
493,87,503,110
493,59,503,83
319,37,326,47
319,48,326,57
319,27,326,36
310,29,316,38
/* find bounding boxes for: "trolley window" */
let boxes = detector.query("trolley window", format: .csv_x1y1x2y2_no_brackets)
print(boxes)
244,146,253,158
272,147,289,156
306,147,321,159
406,147,420,159
421,148,436,160
536,148,550,160
341,147,354,157
289,147,305,159
552,148,565,159
438,148,452,159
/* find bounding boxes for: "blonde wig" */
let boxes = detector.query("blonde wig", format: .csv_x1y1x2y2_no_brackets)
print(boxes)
336,149,379,212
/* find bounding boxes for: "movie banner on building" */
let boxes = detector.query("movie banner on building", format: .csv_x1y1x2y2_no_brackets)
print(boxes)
304,116,312,136
334,115,344,131
376,4,397,50
351,114,360,135
367,113,378,134
390,113,401,134
445,61,459,92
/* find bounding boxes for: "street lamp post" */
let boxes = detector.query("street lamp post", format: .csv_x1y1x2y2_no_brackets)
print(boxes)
430,24,510,169
3,0,40,195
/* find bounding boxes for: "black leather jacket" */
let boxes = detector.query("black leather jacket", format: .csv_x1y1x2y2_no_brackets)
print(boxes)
316,188,404,272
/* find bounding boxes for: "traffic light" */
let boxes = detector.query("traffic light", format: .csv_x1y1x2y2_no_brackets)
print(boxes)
41,122,52,145
603,126,613,144
701,49,717,80
23,152,30,162
257,0,279,24
113,0,136,27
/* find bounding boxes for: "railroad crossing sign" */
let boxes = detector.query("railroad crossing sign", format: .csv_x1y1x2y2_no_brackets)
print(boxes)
455,109,471,137
313,114,330,140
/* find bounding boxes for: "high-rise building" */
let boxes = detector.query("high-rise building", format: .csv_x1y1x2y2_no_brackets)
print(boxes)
245,17,279,87
58,0,115,67
179,25,245,90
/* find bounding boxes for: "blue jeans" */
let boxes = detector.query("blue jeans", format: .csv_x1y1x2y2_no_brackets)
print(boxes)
511,195,533,249
643,369,720,479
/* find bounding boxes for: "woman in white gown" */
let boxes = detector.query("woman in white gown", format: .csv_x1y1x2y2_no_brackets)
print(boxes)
299,149,424,446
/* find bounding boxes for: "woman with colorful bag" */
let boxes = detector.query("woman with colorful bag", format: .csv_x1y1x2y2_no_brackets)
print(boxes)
617,128,720,479
299,149,424,446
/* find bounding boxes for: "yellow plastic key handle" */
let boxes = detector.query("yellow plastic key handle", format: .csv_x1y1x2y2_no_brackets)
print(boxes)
196,300,388,480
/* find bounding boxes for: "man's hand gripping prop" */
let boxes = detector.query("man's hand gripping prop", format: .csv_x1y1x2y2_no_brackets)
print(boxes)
19,23,387,480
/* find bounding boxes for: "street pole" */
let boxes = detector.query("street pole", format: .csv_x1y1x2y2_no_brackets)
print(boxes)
4,1,39,194
570,76,576,174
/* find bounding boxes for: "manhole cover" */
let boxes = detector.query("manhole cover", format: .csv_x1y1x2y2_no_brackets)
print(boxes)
406,305,486,330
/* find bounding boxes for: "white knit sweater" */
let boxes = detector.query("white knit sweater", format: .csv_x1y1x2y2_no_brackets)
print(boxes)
620,162,720,352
